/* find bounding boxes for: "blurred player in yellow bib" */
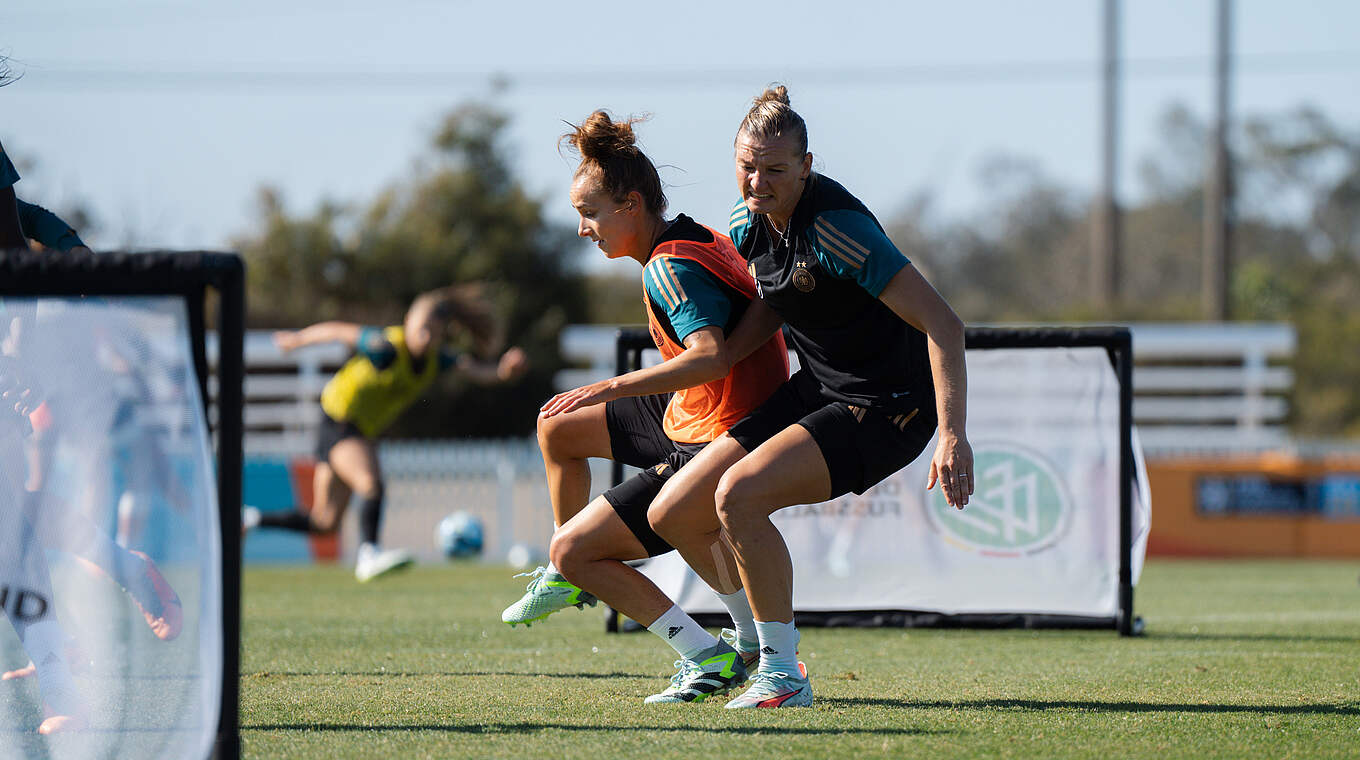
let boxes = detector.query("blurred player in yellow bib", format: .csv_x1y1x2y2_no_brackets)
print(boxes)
245,287,526,581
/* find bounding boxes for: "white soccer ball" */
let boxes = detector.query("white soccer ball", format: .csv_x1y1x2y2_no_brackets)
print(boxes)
435,511,484,559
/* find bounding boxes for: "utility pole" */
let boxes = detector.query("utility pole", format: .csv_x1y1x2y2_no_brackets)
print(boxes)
1092,0,1121,307
1202,0,1233,320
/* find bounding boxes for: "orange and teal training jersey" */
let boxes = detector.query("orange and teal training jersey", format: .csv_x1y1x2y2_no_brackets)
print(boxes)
643,214,788,444
319,325,458,438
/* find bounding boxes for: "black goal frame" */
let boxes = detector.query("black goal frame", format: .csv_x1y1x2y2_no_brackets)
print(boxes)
0,249,245,758
606,325,1141,637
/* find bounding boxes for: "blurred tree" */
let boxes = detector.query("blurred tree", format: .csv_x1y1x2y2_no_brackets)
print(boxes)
235,102,587,438
885,104,1360,437
584,274,648,326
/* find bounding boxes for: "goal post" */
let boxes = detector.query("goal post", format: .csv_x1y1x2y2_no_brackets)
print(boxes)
0,249,243,758
608,325,1147,637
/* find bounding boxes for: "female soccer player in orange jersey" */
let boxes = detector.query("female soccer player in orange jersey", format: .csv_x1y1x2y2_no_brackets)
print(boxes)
501,110,789,704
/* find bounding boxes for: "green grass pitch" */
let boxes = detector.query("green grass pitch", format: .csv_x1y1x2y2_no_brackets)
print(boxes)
240,559,1360,759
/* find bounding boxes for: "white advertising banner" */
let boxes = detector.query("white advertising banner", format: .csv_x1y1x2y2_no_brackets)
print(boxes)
640,347,1150,619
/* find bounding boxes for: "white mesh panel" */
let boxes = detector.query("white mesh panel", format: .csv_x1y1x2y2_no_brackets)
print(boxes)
1,297,220,759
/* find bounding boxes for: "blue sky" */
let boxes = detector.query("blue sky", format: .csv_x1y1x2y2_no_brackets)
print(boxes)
4,1,1358,274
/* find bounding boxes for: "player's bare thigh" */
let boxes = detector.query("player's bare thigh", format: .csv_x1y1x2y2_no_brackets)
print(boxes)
327,436,382,496
716,424,831,521
648,433,749,538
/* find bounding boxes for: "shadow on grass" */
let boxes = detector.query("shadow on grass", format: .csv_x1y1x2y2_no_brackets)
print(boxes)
824,697,1360,716
245,671,652,680
1146,632,1360,645
242,721,946,736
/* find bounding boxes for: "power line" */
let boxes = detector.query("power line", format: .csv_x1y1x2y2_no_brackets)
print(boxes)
14,51,1360,93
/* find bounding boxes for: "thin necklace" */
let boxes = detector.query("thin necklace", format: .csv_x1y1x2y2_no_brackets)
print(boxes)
766,215,790,248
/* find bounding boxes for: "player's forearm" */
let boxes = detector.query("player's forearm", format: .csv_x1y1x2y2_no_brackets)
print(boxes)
454,358,502,384
723,299,784,368
292,322,361,348
925,313,967,437
608,342,729,399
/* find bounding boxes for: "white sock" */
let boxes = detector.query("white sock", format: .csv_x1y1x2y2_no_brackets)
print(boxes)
754,619,801,675
25,623,80,716
19,620,64,665
716,589,757,649
545,524,559,575
647,604,718,661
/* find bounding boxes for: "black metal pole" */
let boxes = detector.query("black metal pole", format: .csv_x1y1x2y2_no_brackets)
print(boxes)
1093,0,1122,306
1202,0,1233,320
1116,329,1136,636
213,256,245,760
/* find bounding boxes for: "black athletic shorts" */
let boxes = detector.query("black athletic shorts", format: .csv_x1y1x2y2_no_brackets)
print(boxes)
602,393,704,557
728,369,938,499
314,410,366,463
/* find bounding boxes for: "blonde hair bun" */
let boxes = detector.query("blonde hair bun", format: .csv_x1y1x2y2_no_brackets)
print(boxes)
754,85,790,107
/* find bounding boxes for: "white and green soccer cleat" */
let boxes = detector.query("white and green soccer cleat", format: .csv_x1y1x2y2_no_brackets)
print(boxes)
643,641,748,704
500,567,597,627
724,669,813,709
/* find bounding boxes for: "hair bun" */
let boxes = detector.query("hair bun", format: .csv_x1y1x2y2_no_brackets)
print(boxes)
569,110,638,163
754,85,790,107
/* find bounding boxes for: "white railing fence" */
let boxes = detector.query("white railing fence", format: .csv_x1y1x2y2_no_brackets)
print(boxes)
211,322,1296,562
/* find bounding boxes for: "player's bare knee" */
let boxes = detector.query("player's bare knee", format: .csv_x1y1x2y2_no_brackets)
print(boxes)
646,496,678,539
536,413,567,456
309,510,340,534
353,479,383,502
548,528,586,580
714,472,756,531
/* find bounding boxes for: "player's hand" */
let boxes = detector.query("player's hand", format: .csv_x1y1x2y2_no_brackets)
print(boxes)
539,379,618,419
272,330,302,352
69,245,94,255
497,347,528,381
927,430,974,509
0,357,42,419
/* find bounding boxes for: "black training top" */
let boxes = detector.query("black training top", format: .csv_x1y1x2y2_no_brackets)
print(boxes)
728,174,935,414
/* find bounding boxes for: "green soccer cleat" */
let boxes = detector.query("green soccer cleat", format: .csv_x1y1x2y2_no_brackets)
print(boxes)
500,567,597,627
724,669,813,709
720,627,760,671
643,640,748,704
720,627,807,677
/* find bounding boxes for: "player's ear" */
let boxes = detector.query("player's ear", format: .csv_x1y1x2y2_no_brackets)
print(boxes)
624,190,644,215
800,152,813,180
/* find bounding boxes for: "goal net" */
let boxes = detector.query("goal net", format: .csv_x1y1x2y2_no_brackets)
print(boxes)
613,326,1150,635
0,251,243,759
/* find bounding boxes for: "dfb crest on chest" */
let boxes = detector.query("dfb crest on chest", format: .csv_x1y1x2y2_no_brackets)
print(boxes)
792,261,817,293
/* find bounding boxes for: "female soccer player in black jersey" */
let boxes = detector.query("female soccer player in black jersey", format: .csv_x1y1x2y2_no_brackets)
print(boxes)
649,86,975,709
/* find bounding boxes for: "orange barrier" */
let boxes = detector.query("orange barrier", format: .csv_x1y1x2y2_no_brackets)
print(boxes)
286,458,341,562
1146,453,1360,557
